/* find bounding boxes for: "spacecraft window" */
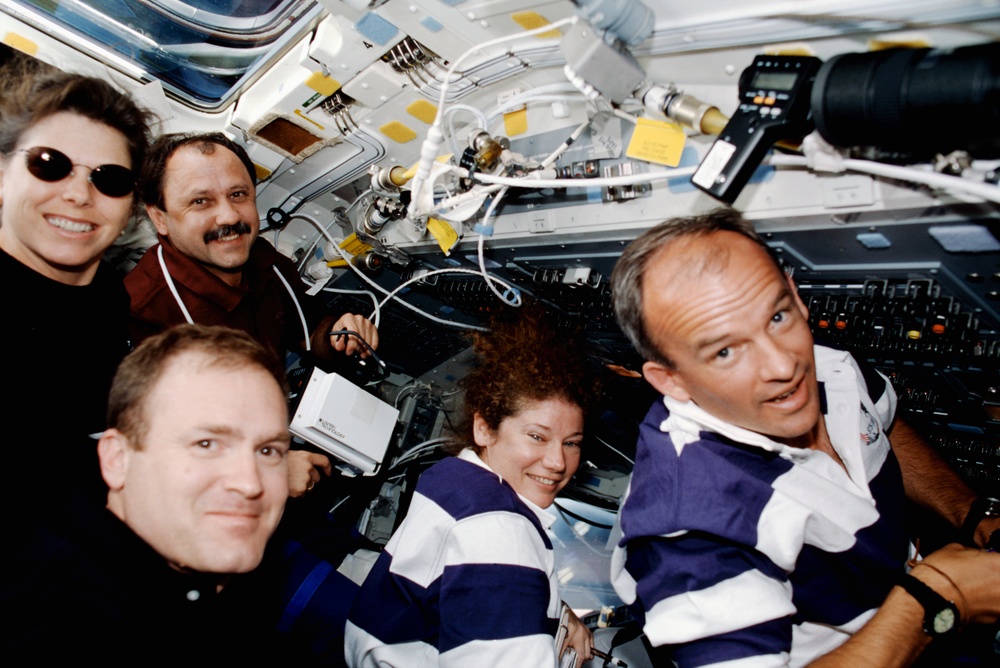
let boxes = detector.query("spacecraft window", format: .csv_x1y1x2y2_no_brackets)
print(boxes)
1,0,319,108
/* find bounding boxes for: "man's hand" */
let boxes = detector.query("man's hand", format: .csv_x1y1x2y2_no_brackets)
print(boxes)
310,313,379,361
287,450,332,498
809,543,1000,667
966,505,1000,550
917,543,1000,625
329,312,379,358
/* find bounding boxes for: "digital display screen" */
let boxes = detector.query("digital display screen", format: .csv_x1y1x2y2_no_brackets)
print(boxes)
750,71,799,91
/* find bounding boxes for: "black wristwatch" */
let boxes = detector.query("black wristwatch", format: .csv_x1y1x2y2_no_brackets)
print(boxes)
897,573,960,638
960,496,1000,547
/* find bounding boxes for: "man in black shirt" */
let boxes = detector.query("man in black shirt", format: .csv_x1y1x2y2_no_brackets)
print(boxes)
3,325,302,660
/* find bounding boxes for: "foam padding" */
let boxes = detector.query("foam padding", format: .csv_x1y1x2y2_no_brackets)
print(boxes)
503,109,528,137
379,121,418,143
3,32,37,55
406,100,438,125
512,12,561,39
305,72,340,96
356,13,399,46
928,224,1000,253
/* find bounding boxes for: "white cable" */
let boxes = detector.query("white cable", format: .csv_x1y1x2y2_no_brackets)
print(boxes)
613,108,639,124
409,15,578,219
296,236,320,273
290,212,341,250
540,118,592,169
768,154,1000,205
289,213,382,328
476,186,522,307
489,94,590,123
432,182,505,219
344,189,373,234
477,232,518,304
157,245,194,324
328,241,488,332
595,435,634,465
320,287,381,329
487,81,582,113
157,244,311,348
431,15,578,131
293,205,357,272
473,165,699,189
461,150,1000,203
391,437,453,468
393,381,431,408
444,104,491,157
444,103,489,129
294,193,372,274
376,265,520,313
297,279,382,330
272,268,311,352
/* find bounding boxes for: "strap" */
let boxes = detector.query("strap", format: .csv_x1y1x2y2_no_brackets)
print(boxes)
960,496,1000,547
157,245,195,325
278,558,335,632
158,245,309,348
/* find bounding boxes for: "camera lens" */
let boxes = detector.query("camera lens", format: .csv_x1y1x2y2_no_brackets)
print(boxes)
811,43,1000,158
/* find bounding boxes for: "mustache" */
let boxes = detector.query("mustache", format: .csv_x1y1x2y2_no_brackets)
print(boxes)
204,221,252,243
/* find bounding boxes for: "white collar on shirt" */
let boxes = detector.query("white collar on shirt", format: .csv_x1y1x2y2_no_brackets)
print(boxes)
457,448,557,530
658,345,854,460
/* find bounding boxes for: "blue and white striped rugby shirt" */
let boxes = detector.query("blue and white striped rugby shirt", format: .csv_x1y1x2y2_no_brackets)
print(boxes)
346,449,562,667
612,346,908,668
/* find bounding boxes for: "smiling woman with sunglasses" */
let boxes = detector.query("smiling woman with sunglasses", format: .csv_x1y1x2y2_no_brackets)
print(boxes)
0,67,153,532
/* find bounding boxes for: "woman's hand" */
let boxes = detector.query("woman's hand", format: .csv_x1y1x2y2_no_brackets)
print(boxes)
560,607,594,668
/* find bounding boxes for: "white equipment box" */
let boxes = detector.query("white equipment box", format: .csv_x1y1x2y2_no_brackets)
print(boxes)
289,368,399,475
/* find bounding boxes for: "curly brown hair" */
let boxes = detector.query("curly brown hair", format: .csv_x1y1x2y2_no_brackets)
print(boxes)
450,305,602,455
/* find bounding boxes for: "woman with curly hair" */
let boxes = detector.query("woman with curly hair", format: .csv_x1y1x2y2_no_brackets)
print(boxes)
346,307,600,667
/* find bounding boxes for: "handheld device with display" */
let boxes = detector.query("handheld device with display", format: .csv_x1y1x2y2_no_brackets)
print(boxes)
692,55,822,204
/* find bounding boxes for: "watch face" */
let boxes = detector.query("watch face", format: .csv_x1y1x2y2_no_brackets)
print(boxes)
932,607,956,634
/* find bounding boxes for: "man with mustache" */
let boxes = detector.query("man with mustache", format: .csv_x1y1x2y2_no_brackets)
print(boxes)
609,209,1000,667
125,132,378,498
125,132,378,364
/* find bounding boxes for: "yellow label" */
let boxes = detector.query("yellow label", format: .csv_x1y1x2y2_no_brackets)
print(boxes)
761,42,816,56
626,118,685,167
427,218,459,255
406,99,438,125
511,12,561,39
253,164,272,182
3,32,38,55
380,121,418,143
340,233,373,257
402,162,420,181
503,109,528,137
305,71,340,96
294,108,325,130
869,35,932,50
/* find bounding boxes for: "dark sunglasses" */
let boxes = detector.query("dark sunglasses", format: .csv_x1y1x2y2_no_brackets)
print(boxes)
18,146,135,198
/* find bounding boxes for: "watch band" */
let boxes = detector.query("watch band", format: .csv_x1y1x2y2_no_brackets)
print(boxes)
960,496,1000,547
987,529,1000,552
897,573,959,638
